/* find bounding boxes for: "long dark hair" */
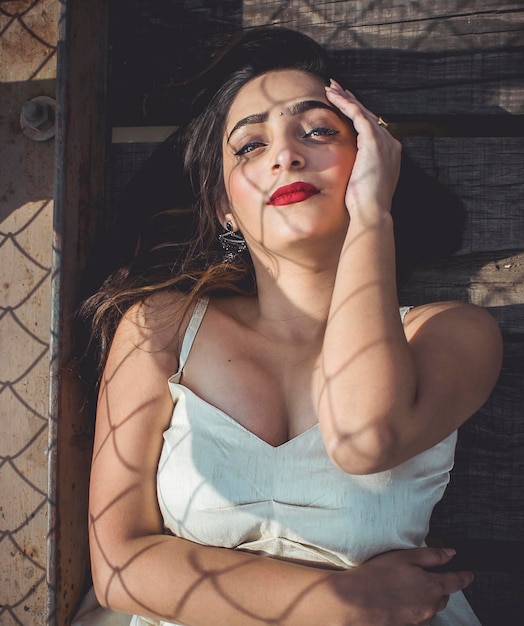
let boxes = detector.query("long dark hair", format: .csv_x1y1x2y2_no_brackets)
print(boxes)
80,26,465,373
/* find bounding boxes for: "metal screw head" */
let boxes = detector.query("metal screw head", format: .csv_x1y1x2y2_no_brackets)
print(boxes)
20,96,56,141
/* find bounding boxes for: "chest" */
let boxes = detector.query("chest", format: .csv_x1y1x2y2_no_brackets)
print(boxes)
181,320,321,446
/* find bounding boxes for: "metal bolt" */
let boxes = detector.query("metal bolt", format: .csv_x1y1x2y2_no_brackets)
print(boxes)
20,96,56,141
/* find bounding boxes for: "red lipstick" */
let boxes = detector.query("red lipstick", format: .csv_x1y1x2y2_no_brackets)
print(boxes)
267,182,320,206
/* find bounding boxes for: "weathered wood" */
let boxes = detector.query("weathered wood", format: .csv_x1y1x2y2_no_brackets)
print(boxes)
403,138,524,255
107,0,524,124
243,0,524,52
51,0,109,623
243,0,524,114
399,251,524,307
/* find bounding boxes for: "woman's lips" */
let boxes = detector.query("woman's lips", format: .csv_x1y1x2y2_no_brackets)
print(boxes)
267,182,320,206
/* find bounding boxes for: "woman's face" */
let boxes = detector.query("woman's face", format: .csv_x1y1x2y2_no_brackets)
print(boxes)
222,69,357,259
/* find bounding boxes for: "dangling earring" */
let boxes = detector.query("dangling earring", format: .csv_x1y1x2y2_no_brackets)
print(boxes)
218,221,247,262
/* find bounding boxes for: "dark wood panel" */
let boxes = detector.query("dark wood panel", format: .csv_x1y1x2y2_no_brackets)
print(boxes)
244,0,524,52
402,138,524,255
430,363,524,539
107,0,524,123
243,0,524,115
52,0,109,623
333,49,524,116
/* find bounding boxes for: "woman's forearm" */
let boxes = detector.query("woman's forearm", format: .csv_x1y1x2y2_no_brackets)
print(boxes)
91,532,350,626
317,211,417,474
91,531,472,626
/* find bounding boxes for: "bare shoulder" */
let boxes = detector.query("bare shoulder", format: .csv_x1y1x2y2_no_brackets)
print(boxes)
102,290,194,393
404,300,501,349
96,292,192,462
116,291,190,355
403,300,503,413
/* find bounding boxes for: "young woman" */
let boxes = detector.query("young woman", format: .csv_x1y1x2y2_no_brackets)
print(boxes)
75,27,502,626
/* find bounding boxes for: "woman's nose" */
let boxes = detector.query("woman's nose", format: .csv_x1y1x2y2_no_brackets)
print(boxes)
272,145,305,171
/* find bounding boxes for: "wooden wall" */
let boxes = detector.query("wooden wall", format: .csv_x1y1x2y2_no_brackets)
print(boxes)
57,1,524,624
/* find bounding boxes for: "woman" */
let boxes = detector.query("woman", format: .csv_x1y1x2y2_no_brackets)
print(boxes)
76,27,502,626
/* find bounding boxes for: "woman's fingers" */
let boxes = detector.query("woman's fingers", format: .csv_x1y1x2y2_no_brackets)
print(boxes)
400,546,475,598
325,78,401,215
325,79,388,135
347,547,474,626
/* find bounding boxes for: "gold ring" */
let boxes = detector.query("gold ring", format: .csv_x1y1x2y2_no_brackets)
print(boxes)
377,116,389,128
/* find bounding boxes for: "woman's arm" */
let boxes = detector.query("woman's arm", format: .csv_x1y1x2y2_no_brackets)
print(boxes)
89,297,473,626
317,81,503,474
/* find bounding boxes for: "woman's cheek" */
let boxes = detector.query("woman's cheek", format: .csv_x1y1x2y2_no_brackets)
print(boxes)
228,163,266,210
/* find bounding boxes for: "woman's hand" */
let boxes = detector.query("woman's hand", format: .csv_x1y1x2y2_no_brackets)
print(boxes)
325,79,401,219
329,547,474,626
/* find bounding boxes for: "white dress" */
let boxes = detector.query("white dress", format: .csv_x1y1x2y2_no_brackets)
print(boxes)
73,298,481,626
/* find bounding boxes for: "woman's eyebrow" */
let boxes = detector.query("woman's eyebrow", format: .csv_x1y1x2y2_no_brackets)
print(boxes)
227,112,268,142
227,100,339,143
289,100,336,116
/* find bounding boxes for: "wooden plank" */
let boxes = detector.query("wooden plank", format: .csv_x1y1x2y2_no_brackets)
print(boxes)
331,48,524,116
243,0,524,52
401,138,524,255
429,362,524,539
107,0,524,124
51,0,109,624
243,0,524,115
398,252,524,307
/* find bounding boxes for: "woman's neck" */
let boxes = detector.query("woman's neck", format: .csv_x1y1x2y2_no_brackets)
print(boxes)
245,253,339,342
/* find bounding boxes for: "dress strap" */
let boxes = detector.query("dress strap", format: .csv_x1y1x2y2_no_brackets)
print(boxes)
178,297,210,372
399,305,413,323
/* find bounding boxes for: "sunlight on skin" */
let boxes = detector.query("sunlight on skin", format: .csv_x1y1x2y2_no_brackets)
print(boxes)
84,59,499,625
221,71,357,282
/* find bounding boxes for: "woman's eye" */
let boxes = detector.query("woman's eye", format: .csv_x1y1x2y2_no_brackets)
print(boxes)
234,141,266,156
303,127,339,139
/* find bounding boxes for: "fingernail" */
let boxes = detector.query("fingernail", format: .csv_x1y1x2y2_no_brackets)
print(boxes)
442,548,456,558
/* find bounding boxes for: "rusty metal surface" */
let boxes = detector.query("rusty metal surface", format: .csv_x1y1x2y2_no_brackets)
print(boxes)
0,0,58,624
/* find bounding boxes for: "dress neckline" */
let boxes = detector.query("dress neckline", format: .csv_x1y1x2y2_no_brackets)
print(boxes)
168,378,320,450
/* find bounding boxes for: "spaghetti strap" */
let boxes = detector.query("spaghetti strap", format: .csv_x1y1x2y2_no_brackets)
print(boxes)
178,297,210,372
400,306,413,324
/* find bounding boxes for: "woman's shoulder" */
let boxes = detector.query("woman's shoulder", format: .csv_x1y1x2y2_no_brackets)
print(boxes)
115,290,193,356
403,300,499,335
402,300,502,384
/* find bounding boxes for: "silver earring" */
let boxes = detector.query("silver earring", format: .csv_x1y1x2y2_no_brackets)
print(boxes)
218,221,247,262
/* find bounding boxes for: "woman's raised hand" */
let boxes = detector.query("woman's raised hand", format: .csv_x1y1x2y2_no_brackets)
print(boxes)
325,79,402,219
